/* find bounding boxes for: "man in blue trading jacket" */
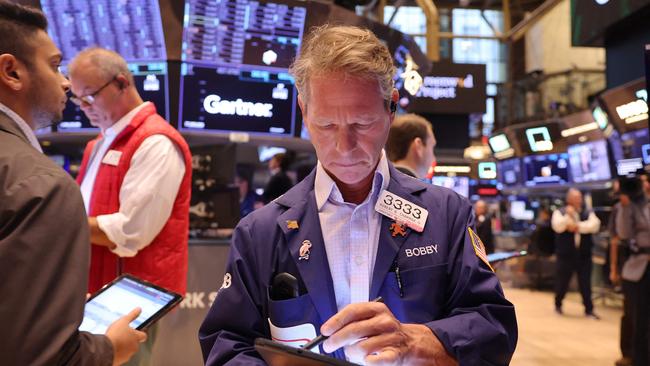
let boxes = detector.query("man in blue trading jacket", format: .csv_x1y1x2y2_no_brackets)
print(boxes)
199,25,517,366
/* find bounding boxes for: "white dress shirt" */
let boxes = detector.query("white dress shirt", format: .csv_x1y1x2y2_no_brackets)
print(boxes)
551,208,601,246
0,102,42,152
314,151,390,310
80,102,186,257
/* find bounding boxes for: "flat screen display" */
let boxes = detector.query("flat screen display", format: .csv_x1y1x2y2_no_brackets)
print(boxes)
41,0,167,63
179,0,307,136
498,158,522,187
57,62,169,131
523,153,570,186
80,275,181,334
567,140,612,183
478,162,497,180
431,176,469,198
600,78,648,132
489,133,511,153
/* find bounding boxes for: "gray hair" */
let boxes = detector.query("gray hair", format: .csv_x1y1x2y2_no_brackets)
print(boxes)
289,24,395,109
69,47,133,84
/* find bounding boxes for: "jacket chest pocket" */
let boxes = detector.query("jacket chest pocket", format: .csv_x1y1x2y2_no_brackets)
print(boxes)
266,289,321,351
381,263,448,323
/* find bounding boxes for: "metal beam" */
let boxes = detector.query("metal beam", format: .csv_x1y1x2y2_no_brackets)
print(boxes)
414,0,440,61
505,0,562,42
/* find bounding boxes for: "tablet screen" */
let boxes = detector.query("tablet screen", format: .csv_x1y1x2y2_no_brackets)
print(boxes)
79,275,181,334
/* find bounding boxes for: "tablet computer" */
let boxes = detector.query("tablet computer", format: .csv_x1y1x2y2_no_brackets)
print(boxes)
79,274,182,334
487,250,528,264
254,338,359,366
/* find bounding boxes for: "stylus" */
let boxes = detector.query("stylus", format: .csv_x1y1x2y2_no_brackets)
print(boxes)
301,296,384,351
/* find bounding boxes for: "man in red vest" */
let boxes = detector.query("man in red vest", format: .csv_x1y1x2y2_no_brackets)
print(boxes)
69,47,192,365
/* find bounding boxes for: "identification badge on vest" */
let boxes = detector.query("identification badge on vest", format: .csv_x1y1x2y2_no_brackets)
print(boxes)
102,150,122,166
375,190,428,232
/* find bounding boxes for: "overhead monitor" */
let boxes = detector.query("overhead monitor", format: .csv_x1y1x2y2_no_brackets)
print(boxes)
567,140,612,183
592,105,609,131
498,158,522,187
489,133,515,159
40,0,169,132
600,78,648,132
523,153,570,187
610,128,650,175
431,176,469,198
57,62,169,131
178,0,307,137
525,126,553,153
478,162,497,180
40,0,167,63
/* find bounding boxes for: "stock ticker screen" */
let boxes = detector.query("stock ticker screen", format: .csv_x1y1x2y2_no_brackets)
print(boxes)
179,0,307,136
41,0,167,63
40,0,170,131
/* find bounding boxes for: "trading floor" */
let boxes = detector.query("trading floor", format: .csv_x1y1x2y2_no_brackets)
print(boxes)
508,287,621,365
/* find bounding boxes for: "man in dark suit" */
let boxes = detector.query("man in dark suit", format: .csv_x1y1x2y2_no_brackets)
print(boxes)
386,113,436,179
551,188,601,319
0,2,144,364
262,152,294,203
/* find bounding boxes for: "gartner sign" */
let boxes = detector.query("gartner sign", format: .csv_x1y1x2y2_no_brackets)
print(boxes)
203,95,273,118
407,62,486,115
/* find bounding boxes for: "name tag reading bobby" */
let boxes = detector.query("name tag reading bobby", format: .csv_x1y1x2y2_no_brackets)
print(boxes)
375,190,428,232
102,150,122,166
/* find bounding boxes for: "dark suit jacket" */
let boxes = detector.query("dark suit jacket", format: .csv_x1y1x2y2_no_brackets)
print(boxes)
0,111,113,365
476,215,495,254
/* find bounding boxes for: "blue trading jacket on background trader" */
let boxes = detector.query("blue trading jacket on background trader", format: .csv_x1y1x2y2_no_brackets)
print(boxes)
199,165,518,365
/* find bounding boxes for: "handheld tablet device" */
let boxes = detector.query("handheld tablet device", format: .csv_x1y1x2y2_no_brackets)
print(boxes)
255,338,359,366
79,274,182,334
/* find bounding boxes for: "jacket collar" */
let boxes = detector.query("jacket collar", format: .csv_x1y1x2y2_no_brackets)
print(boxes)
0,106,41,152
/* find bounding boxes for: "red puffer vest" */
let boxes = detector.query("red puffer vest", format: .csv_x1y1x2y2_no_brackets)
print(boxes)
77,103,191,295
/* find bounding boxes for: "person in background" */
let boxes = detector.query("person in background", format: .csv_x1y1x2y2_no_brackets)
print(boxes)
68,47,192,365
551,188,601,319
262,152,293,203
616,177,650,366
199,24,517,366
475,199,495,254
0,2,144,364
235,164,262,218
385,113,436,179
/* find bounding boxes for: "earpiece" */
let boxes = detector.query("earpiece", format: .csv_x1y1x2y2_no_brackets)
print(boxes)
389,100,397,114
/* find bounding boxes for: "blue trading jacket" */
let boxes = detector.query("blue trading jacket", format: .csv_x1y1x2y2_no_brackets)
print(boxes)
199,164,518,365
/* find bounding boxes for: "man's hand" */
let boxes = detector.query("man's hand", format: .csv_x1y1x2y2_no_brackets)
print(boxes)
566,221,578,233
320,301,457,365
565,206,576,216
105,308,147,366
88,217,117,249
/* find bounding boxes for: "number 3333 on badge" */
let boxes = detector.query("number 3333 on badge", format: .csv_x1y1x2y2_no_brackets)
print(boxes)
375,191,428,232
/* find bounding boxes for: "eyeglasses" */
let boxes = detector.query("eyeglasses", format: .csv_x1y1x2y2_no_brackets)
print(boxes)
69,76,117,106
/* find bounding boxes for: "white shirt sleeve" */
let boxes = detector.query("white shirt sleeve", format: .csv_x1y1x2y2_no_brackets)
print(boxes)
578,212,601,234
551,209,569,234
96,135,186,257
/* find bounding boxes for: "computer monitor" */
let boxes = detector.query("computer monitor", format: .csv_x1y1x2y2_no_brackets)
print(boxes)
498,158,522,187
178,0,308,137
567,140,612,183
40,0,167,64
523,153,570,187
610,128,650,175
57,62,170,131
40,0,170,132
